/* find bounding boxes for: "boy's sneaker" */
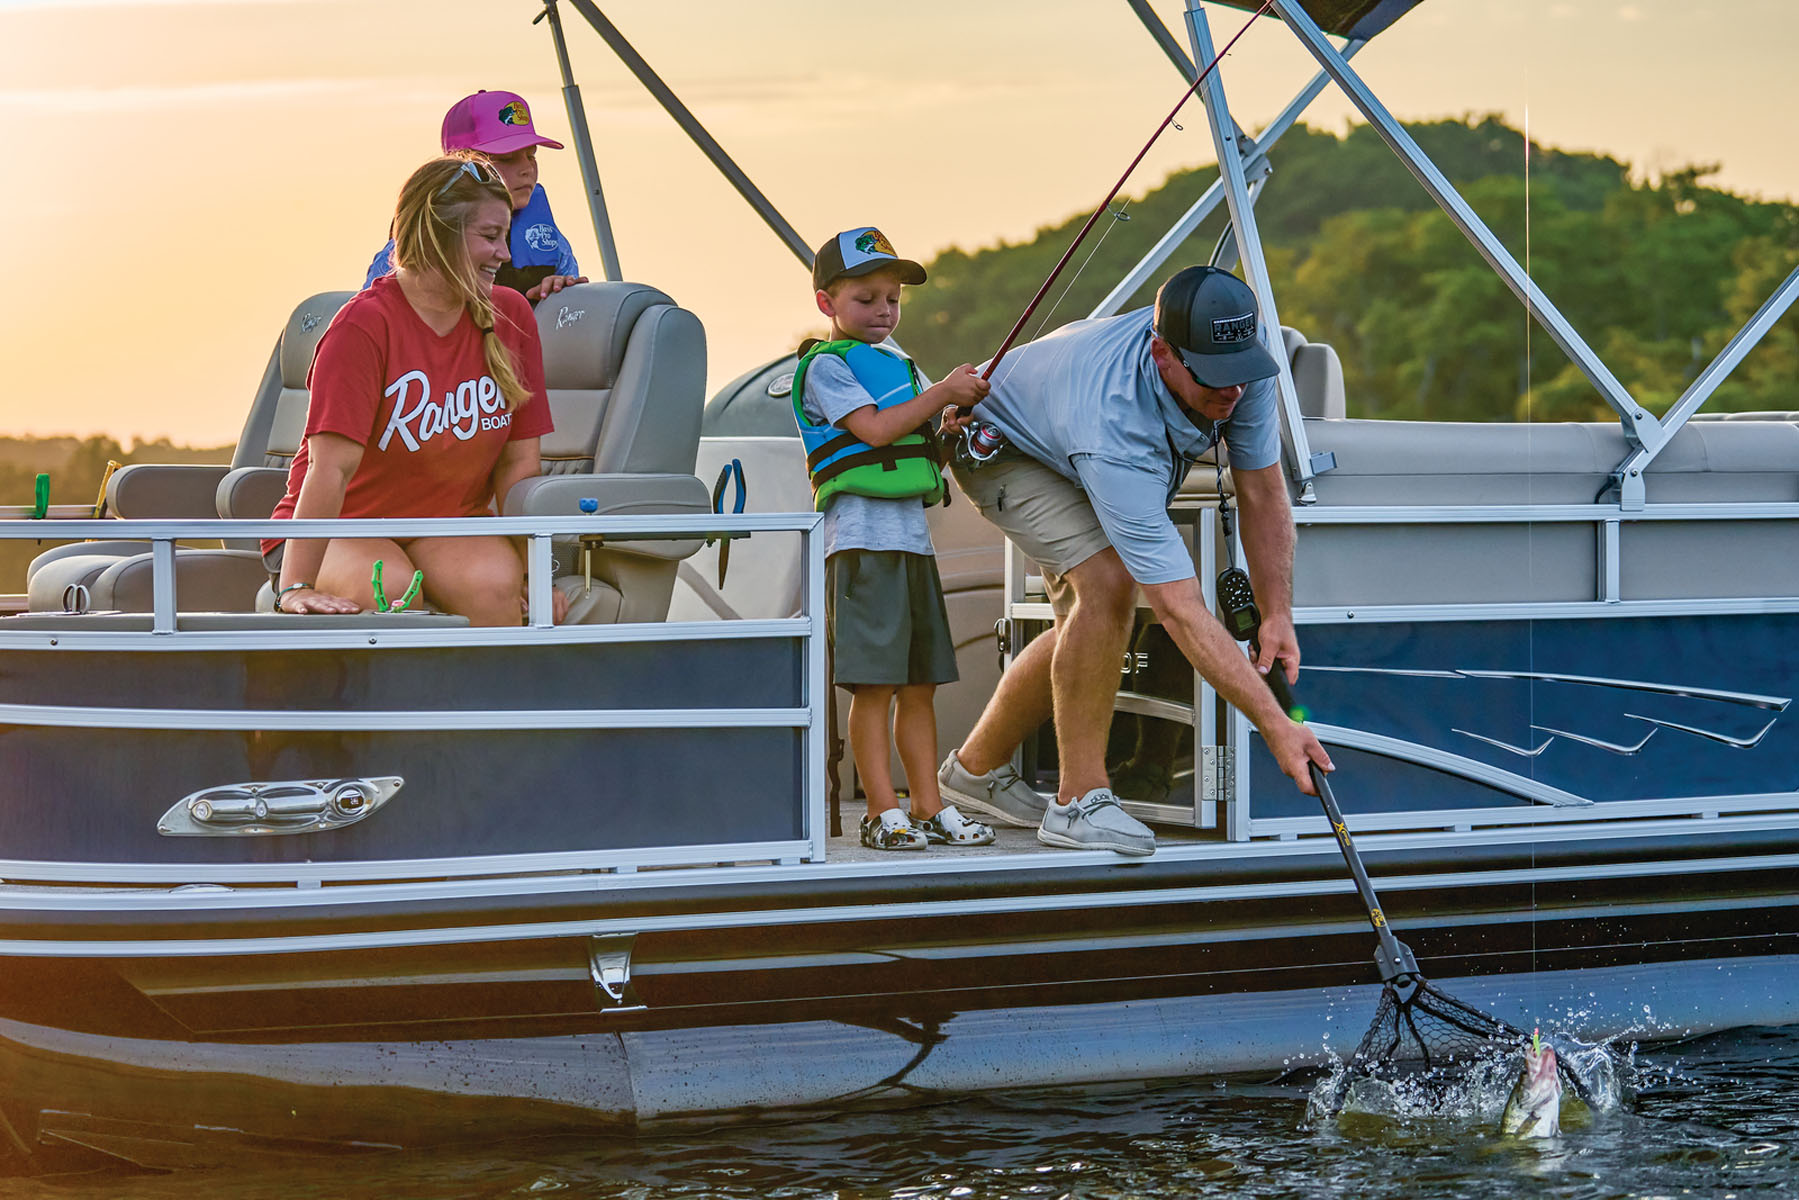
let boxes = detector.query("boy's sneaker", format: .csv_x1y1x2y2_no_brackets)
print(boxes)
860,808,927,852
912,804,996,847
938,751,1049,828
1038,788,1156,857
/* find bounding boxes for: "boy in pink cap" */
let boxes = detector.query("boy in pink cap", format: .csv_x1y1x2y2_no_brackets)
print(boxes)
363,90,588,304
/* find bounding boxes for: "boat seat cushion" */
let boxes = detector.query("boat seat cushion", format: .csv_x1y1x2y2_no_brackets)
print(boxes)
1307,419,1799,506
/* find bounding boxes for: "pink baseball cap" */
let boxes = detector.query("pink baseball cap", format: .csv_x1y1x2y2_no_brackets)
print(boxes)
439,90,565,155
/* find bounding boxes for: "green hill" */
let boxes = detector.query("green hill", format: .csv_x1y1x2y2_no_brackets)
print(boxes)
901,115,1799,422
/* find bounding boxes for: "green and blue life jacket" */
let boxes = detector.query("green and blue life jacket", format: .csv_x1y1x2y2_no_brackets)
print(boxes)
791,339,945,512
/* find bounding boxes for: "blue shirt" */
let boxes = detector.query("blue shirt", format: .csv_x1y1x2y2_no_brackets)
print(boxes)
362,184,580,288
975,307,1282,584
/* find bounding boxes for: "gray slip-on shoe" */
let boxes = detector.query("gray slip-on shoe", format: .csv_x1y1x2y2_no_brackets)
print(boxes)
1037,788,1156,856
938,751,1049,828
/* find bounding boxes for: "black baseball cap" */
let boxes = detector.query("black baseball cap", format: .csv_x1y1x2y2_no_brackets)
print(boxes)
1153,265,1280,388
812,227,927,292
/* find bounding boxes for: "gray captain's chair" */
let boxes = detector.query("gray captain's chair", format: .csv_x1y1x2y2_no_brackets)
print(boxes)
504,283,712,624
25,291,352,613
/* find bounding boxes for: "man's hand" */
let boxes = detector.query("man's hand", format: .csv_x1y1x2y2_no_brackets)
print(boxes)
525,274,589,302
940,403,976,437
1253,611,1301,685
1264,716,1333,796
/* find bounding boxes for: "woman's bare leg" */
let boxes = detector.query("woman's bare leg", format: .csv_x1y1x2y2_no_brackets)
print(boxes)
404,536,529,626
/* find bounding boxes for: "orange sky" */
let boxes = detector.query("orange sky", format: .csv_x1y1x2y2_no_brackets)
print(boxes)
1,0,1793,446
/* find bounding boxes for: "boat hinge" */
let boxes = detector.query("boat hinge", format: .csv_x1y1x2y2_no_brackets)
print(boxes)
589,934,647,1013
1202,745,1234,807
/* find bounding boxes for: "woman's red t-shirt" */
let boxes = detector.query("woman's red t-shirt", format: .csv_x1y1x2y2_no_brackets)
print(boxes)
267,277,554,550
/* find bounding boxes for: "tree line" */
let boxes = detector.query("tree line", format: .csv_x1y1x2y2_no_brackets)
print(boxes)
899,115,1799,422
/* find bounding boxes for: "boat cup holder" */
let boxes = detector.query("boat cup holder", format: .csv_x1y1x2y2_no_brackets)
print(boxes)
158,776,403,837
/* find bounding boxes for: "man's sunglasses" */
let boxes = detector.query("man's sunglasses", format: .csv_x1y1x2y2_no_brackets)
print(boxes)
437,159,498,196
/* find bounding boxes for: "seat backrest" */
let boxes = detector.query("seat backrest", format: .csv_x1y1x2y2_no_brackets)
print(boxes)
233,291,356,472
534,283,706,477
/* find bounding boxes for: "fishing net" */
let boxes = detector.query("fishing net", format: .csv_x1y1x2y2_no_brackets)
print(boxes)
1324,974,1605,1112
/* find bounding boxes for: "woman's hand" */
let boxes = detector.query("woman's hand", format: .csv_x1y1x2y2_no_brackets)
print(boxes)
518,586,571,624
277,586,361,615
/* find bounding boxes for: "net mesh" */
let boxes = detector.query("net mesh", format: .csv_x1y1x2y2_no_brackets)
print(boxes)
1327,976,1599,1111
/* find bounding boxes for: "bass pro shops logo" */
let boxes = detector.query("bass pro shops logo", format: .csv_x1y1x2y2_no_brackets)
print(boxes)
1211,312,1258,345
854,229,897,257
377,370,512,451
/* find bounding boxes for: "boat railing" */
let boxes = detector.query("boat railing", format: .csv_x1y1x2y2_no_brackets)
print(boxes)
0,510,832,885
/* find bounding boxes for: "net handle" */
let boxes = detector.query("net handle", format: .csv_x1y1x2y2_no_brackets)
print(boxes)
1263,669,1418,981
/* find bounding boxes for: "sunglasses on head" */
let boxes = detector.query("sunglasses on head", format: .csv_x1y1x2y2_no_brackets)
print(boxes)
437,159,498,196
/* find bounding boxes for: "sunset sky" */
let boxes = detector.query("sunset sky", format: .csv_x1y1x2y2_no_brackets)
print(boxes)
1,0,1791,446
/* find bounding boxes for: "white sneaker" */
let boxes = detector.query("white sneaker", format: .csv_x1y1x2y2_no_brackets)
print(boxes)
1037,788,1156,856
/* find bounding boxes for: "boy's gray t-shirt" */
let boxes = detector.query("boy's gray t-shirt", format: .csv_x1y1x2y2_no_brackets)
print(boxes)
799,353,936,559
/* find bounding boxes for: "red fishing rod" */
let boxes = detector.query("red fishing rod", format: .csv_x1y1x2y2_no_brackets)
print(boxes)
978,0,1276,388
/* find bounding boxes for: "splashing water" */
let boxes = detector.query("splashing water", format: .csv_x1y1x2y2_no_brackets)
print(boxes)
1306,1029,1636,1134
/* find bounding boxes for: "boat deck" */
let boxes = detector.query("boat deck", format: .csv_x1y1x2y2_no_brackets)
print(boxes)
821,815,1217,864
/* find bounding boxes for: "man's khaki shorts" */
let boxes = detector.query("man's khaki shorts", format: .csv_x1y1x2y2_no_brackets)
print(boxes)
950,450,1111,619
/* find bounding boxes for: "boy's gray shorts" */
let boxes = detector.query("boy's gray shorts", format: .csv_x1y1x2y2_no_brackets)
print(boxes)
826,550,959,690
950,450,1111,620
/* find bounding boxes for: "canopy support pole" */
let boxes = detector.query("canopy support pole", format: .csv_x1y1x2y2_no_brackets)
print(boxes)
538,0,623,282
560,0,815,272
1611,264,1799,493
1090,37,1363,321
1184,1,1324,495
1268,0,1667,505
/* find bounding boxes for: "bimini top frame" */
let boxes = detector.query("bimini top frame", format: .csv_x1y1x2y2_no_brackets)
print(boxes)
538,1,1799,511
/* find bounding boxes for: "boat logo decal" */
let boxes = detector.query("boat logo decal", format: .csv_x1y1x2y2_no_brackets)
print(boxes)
767,372,795,398
556,305,586,331
1211,312,1257,344
300,311,324,333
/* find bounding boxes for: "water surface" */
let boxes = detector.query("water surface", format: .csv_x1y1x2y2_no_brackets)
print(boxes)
16,1025,1798,1198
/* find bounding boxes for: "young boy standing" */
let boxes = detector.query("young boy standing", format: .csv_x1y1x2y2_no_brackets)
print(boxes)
793,228,996,851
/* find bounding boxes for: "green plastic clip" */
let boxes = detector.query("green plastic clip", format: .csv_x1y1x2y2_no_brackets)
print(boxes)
370,559,424,613
30,473,48,520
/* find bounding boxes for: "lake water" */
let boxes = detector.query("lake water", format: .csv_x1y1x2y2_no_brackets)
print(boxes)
11,1024,1797,1198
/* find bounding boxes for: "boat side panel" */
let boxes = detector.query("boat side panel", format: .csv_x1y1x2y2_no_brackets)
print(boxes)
0,640,802,711
0,727,805,862
1250,612,1799,815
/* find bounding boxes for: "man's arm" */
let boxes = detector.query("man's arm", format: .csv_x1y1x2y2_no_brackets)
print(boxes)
1232,461,1299,684
1139,574,1329,794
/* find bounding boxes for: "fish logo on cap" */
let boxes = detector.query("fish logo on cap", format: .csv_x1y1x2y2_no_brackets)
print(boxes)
855,229,896,257
497,101,531,127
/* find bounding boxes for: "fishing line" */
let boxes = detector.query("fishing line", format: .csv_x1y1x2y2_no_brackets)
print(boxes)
978,0,1277,386
989,198,1138,396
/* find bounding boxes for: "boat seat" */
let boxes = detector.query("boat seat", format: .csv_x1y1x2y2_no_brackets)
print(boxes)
500,282,711,624
1295,417,1799,607
1306,418,1799,506
25,292,353,614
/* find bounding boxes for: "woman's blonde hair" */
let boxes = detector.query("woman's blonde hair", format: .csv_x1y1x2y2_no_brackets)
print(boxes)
390,153,533,412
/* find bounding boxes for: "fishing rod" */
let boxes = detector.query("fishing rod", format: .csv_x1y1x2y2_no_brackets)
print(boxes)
978,0,1276,385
